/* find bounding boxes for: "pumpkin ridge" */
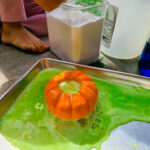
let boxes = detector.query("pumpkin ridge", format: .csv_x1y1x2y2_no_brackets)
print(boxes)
45,86,62,98
55,93,72,120
79,86,97,113
78,92,90,114
45,87,63,115
82,85,98,98
55,92,65,108
55,92,65,117
81,81,98,95
70,94,73,103
79,93,90,114
73,79,91,84
71,93,89,119
45,85,59,96
75,74,92,81
44,79,60,95
72,72,82,79
81,85,96,94
70,94,73,119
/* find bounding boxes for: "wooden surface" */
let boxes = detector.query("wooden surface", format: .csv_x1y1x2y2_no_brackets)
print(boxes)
0,36,140,96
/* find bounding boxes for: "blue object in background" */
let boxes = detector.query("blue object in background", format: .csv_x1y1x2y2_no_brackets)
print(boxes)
138,38,150,77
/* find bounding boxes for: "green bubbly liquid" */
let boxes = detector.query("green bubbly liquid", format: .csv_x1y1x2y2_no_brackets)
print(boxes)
0,68,150,150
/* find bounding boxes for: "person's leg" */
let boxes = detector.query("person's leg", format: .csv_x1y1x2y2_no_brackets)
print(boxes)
23,0,48,36
0,0,49,52
0,0,27,22
23,14,48,36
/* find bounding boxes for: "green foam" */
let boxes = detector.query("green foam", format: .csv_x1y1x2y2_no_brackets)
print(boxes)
0,68,150,150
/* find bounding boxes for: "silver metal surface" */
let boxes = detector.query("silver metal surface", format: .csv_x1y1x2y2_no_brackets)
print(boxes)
0,58,150,150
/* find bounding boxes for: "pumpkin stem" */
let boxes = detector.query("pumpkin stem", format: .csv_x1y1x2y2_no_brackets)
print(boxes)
59,80,81,94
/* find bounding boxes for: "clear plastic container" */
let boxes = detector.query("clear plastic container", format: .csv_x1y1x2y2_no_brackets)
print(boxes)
101,0,150,59
46,0,108,64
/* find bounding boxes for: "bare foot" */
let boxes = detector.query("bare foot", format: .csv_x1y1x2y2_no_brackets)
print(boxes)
1,22,49,52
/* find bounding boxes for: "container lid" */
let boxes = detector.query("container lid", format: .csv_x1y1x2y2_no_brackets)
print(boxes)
62,0,108,9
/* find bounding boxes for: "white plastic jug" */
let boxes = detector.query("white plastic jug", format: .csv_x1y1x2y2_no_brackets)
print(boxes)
101,0,150,59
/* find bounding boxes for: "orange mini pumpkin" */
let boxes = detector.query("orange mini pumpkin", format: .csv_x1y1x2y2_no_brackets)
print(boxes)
44,70,98,120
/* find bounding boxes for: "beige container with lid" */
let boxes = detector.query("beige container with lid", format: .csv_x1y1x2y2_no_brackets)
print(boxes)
46,1,108,64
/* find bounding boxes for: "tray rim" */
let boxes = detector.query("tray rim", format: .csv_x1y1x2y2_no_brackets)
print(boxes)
0,58,150,150
0,57,150,101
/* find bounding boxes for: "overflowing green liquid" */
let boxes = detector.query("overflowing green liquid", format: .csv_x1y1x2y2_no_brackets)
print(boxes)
0,68,150,150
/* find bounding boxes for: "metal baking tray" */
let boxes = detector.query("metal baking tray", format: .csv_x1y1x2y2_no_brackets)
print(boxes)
0,58,150,150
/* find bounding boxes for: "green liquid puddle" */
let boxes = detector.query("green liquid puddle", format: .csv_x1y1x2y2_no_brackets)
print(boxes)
0,68,150,150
